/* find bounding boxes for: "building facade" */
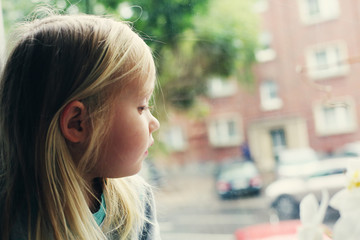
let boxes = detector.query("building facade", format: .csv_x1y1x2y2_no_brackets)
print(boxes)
161,0,360,173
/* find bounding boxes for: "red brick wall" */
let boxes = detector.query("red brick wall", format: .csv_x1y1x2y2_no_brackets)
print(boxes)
165,0,360,165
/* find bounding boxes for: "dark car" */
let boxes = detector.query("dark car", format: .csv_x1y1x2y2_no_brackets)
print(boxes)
215,161,262,199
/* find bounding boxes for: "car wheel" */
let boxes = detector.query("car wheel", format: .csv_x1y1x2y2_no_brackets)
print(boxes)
273,195,299,220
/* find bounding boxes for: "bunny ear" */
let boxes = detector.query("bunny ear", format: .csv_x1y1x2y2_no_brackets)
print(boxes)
315,190,329,224
329,188,347,211
299,193,319,225
298,191,330,240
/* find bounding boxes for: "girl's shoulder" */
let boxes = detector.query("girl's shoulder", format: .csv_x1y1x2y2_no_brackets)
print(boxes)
137,178,161,240
109,176,162,240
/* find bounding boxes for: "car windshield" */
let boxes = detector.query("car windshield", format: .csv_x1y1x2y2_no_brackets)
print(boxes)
220,163,257,180
308,168,346,178
279,149,318,165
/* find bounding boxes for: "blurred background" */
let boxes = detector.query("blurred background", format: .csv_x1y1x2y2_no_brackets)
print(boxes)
2,0,360,239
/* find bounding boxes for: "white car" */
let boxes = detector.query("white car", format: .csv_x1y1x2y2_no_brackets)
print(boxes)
335,141,360,157
276,147,320,178
266,157,357,220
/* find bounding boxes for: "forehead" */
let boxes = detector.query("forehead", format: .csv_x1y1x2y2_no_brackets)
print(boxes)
136,62,156,98
134,83,155,103
117,73,155,101
142,75,156,97
115,40,156,99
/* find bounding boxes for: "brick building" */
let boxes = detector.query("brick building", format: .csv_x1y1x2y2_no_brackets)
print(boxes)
161,0,360,173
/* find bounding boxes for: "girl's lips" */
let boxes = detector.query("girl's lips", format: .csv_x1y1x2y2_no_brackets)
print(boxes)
145,142,154,155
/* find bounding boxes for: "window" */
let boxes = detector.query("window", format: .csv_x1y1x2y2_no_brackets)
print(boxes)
313,98,357,136
207,77,237,98
163,126,187,151
260,80,283,111
298,0,340,24
255,31,276,62
307,0,320,16
253,0,268,13
306,41,349,80
270,128,287,161
208,117,243,147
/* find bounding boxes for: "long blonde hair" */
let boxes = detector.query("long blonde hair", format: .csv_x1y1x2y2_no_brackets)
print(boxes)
0,14,156,240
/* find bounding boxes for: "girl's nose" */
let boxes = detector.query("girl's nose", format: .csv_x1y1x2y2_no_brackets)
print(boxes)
149,115,160,133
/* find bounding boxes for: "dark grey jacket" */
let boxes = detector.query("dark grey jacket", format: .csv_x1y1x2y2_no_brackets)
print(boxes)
10,190,161,240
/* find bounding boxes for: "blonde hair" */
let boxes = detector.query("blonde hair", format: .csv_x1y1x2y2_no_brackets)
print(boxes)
0,14,156,240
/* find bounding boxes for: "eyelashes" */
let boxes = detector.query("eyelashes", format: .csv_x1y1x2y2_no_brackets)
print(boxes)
137,105,153,114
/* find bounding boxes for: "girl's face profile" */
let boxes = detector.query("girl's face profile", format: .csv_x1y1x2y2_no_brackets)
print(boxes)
94,81,160,179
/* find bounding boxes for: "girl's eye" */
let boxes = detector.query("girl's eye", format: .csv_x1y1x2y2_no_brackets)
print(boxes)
138,105,153,114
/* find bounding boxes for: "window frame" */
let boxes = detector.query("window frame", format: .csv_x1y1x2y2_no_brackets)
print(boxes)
260,80,283,111
298,0,340,25
255,31,276,62
207,77,237,98
313,97,358,136
305,41,349,80
162,125,187,152
253,0,269,13
207,116,243,147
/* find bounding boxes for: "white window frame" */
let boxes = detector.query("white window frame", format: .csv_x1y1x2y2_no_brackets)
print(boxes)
162,126,187,152
305,41,349,80
313,97,357,136
253,0,269,13
260,80,283,111
298,0,340,25
208,116,243,147
207,77,237,98
255,31,276,62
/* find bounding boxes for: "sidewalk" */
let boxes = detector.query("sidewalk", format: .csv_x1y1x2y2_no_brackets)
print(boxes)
154,171,216,209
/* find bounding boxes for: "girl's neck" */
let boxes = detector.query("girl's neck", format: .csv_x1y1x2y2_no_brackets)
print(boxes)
88,178,103,213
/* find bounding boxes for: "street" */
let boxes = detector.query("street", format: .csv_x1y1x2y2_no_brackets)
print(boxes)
154,170,272,240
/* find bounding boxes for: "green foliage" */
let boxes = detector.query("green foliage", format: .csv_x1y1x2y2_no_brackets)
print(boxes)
153,0,259,109
2,0,35,32
193,0,259,82
2,0,259,111
124,0,209,52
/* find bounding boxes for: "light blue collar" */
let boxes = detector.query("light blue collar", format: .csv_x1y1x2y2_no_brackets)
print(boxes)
92,194,106,226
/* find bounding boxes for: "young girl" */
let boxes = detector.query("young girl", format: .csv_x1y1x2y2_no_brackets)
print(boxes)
0,13,161,240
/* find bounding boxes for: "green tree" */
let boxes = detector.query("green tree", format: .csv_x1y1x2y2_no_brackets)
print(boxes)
194,0,259,83
2,0,259,110
105,0,260,110
95,0,208,51
132,0,260,110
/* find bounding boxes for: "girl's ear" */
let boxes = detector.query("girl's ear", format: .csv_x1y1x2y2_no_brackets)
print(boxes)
60,101,88,143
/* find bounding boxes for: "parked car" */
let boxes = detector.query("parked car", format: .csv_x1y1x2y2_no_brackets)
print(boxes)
266,157,353,220
276,147,320,178
234,220,331,240
334,141,360,157
215,160,262,199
